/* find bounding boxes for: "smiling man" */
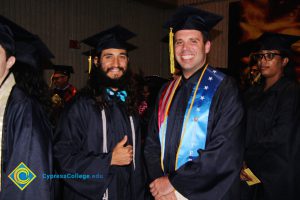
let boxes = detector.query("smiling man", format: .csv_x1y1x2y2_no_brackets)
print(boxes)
101,48,128,80
144,6,245,200
54,25,145,200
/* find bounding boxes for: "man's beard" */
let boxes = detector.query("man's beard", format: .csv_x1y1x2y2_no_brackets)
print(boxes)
90,65,132,90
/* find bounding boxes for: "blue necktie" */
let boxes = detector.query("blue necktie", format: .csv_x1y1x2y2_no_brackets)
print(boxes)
106,88,127,102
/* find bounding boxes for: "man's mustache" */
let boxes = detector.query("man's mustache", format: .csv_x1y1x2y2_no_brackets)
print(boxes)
106,67,125,73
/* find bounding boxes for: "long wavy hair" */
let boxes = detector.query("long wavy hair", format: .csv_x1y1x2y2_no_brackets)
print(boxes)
80,64,143,115
11,61,52,116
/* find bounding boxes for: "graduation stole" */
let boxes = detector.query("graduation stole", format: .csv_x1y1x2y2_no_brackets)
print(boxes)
158,65,224,171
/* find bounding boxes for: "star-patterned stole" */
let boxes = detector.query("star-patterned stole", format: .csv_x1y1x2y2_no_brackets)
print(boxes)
158,65,225,171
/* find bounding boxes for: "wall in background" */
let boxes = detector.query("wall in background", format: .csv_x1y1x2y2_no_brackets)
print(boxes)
0,0,233,88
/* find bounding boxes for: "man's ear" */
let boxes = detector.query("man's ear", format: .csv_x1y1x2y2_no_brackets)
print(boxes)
6,56,16,70
205,41,211,54
282,57,289,67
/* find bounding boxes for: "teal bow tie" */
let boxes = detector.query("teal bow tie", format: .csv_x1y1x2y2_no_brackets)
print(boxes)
106,88,127,102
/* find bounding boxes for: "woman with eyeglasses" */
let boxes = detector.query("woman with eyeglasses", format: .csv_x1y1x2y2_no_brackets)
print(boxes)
240,32,300,200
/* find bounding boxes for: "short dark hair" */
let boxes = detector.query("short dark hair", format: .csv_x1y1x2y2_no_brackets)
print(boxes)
0,24,15,59
201,31,210,44
0,43,14,60
279,50,289,59
4,48,14,60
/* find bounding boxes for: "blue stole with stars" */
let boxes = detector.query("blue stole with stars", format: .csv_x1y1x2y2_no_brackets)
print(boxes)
158,65,225,171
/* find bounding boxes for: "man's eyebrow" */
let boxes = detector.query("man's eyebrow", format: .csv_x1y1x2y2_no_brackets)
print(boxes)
175,38,182,41
119,52,128,56
175,37,200,41
189,37,200,41
102,53,113,56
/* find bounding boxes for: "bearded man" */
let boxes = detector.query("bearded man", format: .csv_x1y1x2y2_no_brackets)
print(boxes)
54,26,145,200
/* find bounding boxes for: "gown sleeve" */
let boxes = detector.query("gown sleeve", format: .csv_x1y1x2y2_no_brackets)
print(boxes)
1,90,53,200
168,77,245,199
131,116,146,200
53,97,113,200
144,88,165,182
245,80,300,199
246,82,300,156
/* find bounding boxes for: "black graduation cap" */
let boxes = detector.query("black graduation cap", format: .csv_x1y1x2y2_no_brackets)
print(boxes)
238,40,258,58
82,48,98,57
163,6,223,34
163,6,223,74
0,15,34,41
30,35,54,59
255,32,300,53
81,25,137,53
53,65,74,76
0,23,15,55
15,36,54,69
0,15,54,69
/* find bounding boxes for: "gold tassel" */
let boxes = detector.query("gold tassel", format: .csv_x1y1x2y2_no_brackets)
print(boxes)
88,55,92,74
169,27,175,74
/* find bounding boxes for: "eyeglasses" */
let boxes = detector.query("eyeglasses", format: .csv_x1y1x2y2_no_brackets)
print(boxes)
252,52,282,61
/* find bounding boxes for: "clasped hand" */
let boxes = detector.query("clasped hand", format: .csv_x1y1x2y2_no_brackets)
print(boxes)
149,176,177,200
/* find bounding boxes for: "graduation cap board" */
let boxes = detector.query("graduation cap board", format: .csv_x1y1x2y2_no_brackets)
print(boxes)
164,6,223,34
0,15,34,41
254,32,300,53
82,48,97,57
163,6,223,74
81,25,137,74
0,15,54,69
14,38,54,69
81,25,137,52
15,35,54,69
52,65,74,77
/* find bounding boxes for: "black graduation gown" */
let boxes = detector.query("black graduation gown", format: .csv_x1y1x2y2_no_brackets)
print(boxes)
243,77,300,200
0,86,53,200
144,66,245,200
54,94,145,200
50,84,77,126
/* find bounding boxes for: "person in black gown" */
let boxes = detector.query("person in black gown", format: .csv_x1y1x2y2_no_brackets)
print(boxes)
241,32,300,200
50,65,77,105
49,65,77,126
144,6,245,200
54,25,145,200
0,23,53,200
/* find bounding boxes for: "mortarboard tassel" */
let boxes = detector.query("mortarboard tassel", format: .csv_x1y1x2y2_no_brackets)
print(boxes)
169,27,175,74
88,55,92,74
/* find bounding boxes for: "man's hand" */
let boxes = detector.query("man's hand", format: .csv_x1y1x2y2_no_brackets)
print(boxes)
155,191,177,200
240,161,252,181
149,176,175,199
111,135,133,166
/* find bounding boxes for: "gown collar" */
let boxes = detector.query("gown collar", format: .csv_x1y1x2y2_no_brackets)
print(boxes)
181,64,207,87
